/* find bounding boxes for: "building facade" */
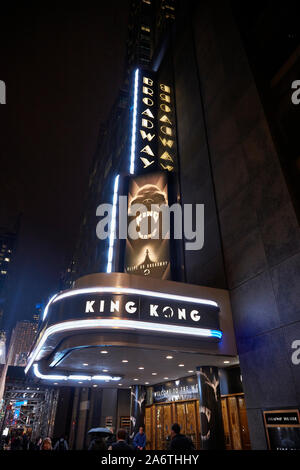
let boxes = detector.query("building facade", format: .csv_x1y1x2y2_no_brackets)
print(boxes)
8,321,38,367
26,0,300,450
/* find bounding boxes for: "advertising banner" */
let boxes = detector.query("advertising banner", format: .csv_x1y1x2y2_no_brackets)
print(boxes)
124,171,171,279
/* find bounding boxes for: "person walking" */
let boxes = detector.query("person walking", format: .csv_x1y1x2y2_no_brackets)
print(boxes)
54,436,69,451
133,426,146,450
22,433,29,450
169,423,195,451
41,437,52,450
106,427,116,448
108,429,133,451
88,436,107,451
10,432,23,450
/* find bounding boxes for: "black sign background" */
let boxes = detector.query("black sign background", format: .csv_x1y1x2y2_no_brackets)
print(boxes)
265,411,300,426
46,292,220,331
135,69,159,175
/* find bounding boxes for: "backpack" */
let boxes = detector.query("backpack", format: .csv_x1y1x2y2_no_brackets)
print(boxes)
58,439,66,451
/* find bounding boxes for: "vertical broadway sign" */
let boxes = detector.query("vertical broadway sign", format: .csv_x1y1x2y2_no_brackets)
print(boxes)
158,81,177,172
125,68,178,279
135,71,158,174
133,69,177,175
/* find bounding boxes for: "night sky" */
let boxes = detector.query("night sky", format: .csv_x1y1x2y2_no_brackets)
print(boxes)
0,2,130,331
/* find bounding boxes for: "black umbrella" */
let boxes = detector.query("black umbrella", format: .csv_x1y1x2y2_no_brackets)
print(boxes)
88,427,113,437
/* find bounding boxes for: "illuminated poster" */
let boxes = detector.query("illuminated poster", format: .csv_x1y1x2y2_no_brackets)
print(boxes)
124,172,170,279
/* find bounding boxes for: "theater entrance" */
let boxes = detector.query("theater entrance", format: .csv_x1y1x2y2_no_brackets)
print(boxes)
145,392,251,450
145,399,200,450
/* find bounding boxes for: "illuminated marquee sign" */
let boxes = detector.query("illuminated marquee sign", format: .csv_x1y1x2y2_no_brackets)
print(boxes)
134,69,177,174
41,290,220,331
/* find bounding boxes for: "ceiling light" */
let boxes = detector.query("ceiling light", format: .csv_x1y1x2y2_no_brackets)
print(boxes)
166,355,173,359
103,369,109,372
138,367,144,370
188,370,194,373
83,363,88,366
93,385,98,388
178,364,184,367
152,373,157,375
101,350,108,354
145,382,149,385
164,377,169,380
134,378,138,381
224,361,230,364
118,384,123,386
122,360,128,363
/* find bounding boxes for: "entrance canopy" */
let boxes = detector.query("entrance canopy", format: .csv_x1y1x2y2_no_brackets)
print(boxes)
25,273,237,386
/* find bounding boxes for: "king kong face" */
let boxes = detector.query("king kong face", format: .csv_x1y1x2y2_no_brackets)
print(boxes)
129,184,167,239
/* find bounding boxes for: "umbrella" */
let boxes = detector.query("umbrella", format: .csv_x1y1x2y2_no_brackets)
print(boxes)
88,427,113,437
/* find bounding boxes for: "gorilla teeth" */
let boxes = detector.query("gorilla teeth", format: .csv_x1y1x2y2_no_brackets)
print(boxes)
135,210,160,239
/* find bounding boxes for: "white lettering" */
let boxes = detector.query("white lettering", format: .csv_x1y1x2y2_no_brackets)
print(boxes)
140,130,155,141
125,301,137,314
110,300,119,313
190,310,200,321
150,304,159,317
85,301,95,313
178,308,186,320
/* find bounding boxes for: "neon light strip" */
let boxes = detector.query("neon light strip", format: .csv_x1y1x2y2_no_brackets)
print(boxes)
129,68,139,175
33,364,121,382
106,174,120,273
52,286,218,309
42,285,218,321
33,364,68,381
42,294,59,321
26,319,222,374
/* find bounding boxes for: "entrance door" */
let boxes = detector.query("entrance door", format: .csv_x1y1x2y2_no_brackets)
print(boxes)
221,394,251,450
155,405,164,450
146,399,201,450
184,401,199,449
163,404,172,449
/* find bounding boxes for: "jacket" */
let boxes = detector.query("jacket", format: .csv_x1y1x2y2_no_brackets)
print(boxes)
133,432,146,449
170,433,195,451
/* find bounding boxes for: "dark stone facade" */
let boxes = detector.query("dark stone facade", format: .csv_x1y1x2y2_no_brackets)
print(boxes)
173,0,300,449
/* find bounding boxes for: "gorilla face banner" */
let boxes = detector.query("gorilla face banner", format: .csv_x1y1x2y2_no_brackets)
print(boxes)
124,171,171,280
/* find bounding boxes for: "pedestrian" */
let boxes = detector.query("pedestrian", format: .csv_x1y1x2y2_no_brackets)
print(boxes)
54,436,69,451
41,437,52,450
169,423,195,451
108,429,133,452
88,436,107,451
34,437,43,450
11,432,23,450
133,426,146,450
106,427,116,447
22,432,29,450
